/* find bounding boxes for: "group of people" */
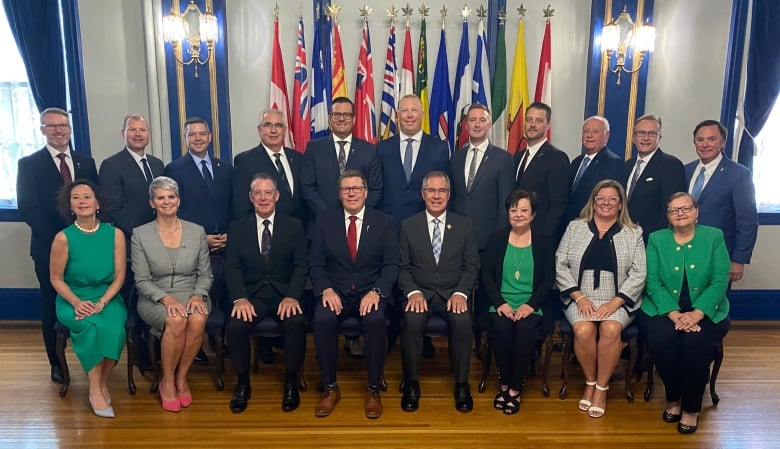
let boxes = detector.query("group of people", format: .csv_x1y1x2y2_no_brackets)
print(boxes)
16,95,756,434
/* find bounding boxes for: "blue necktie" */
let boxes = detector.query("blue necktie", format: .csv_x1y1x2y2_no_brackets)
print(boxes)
432,218,442,264
403,138,414,182
691,166,706,200
141,158,154,185
571,156,591,192
201,160,214,194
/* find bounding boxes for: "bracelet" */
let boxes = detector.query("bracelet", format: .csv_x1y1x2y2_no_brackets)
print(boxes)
574,295,585,304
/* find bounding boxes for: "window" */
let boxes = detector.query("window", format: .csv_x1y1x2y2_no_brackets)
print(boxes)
751,97,780,213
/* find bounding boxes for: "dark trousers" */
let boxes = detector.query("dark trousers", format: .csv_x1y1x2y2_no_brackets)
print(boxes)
33,256,58,367
642,312,730,413
227,296,306,380
401,294,473,383
490,312,542,391
313,295,387,387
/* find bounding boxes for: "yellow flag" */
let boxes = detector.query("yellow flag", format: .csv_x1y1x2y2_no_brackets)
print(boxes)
507,20,529,155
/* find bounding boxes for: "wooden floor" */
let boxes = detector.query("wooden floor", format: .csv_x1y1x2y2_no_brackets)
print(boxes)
1,322,779,448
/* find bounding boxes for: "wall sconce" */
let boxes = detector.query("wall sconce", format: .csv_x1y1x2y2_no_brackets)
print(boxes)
601,5,655,85
163,0,218,79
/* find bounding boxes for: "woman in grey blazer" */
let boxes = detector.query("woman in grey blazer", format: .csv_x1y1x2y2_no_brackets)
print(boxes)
131,177,213,412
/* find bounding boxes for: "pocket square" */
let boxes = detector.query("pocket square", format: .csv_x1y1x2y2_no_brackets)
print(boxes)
645,177,654,182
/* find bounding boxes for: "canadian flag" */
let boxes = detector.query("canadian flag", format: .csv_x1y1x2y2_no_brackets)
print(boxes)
534,19,552,139
270,17,294,148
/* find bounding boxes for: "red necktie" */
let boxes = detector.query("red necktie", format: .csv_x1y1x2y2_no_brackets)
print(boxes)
347,215,358,262
57,153,72,184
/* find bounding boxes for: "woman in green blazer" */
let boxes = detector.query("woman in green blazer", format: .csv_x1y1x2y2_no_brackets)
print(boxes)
641,192,730,435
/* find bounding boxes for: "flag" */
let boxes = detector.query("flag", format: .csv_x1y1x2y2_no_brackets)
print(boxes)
472,18,492,115
310,9,329,139
416,17,430,133
399,18,414,96
535,18,552,139
331,18,349,98
507,18,530,154
379,22,399,140
354,18,376,143
313,0,332,114
490,13,507,149
429,24,452,149
291,16,310,153
452,20,471,150
270,17,294,148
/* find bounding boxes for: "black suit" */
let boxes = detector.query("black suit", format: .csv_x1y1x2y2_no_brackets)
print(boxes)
17,147,98,367
224,213,308,377
514,141,571,240
623,149,687,243
309,207,400,387
566,147,625,223
165,153,233,235
398,212,480,383
232,145,306,222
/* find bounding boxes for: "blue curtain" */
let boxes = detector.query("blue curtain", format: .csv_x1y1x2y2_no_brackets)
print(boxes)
719,0,749,159
60,0,91,154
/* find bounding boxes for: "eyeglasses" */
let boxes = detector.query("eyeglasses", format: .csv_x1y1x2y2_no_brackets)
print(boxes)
43,124,70,130
667,205,696,214
582,129,604,136
330,112,354,119
594,196,620,204
339,186,365,194
634,130,661,138
260,122,286,130
423,188,450,195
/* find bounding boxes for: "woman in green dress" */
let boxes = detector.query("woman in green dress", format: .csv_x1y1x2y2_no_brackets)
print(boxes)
50,180,127,418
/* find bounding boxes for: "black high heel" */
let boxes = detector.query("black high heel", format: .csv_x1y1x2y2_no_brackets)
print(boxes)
493,390,507,410
502,391,521,415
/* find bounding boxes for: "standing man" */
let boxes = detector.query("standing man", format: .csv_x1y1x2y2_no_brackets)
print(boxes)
685,120,758,283
398,172,480,412
623,114,687,243
514,102,571,239
566,116,625,223
224,173,308,413
232,109,306,222
309,170,399,419
17,107,98,383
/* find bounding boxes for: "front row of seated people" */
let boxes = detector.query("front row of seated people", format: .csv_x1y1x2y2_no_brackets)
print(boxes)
52,173,730,432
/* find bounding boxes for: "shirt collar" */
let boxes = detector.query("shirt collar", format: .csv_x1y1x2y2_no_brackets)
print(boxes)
637,148,659,163
399,130,423,142
188,151,212,166
332,134,353,145
255,211,276,226
526,139,547,157
344,207,366,221
468,140,489,153
263,145,285,159
47,145,71,159
125,147,147,163
697,152,723,172
425,210,447,225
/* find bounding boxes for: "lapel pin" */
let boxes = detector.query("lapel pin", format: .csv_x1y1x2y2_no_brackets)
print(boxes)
447,224,452,230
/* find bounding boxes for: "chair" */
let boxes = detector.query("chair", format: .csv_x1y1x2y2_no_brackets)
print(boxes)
643,339,725,405
316,315,388,392
250,316,307,391
53,322,72,397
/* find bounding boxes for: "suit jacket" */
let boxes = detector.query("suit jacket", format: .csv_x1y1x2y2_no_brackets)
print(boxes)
450,143,514,250
685,155,758,264
165,154,233,234
513,141,571,239
224,213,307,302
99,148,165,238
300,135,382,216
376,133,451,223
309,207,400,301
232,145,306,222
566,147,625,223
623,149,687,243
480,226,556,311
398,212,480,300
642,225,730,323
17,147,98,259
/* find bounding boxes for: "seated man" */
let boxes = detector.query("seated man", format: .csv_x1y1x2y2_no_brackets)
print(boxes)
309,170,400,419
224,173,308,413
398,171,480,412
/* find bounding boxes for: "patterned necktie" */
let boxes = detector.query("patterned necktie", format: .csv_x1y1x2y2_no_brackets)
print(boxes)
201,160,214,194
337,140,347,174
347,215,358,262
466,147,479,191
403,138,414,182
140,157,154,185
628,158,644,198
432,218,442,264
56,153,72,184
261,219,272,262
691,166,706,200
571,156,591,192
273,153,291,194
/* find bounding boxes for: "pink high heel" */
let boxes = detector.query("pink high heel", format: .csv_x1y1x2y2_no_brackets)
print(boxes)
160,389,181,412
178,392,193,408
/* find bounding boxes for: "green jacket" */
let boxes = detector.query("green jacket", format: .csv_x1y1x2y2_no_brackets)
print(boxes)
641,225,730,323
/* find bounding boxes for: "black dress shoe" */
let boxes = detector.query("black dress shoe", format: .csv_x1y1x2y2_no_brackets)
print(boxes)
193,349,209,366
678,421,698,434
454,382,473,412
422,337,436,359
50,365,65,384
282,383,300,411
401,381,420,412
229,384,252,413
663,410,682,423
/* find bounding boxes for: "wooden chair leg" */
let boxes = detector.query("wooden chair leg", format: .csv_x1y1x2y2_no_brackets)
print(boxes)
541,334,553,397
625,338,637,403
126,329,137,395
213,330,225,391
710,341,724,405
148,333,160,394
55,331,70,398
559,333,571,399
478,337,491,393
297,358,307,392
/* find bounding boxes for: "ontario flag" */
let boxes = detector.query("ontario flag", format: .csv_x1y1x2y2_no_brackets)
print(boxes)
535,18,552,139
451,19,471,151
379,22,398,140
332,18,349,98
490,10,508,150
291,15,310,153
270,17,294,148
354,18,376,143
429,23,452,150
399,17,414,96
507,17,530,154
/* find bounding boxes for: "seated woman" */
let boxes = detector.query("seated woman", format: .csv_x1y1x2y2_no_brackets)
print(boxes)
131,176,213,412
481,190,555,414
641,192,730,434
556,179,645,418
50,180,127,418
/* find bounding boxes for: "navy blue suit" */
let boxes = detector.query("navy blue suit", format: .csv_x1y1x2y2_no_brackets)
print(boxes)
165,154,233,235
566,147,625,223
685,155,758,264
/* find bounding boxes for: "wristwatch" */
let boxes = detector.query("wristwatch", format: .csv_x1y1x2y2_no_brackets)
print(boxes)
371,287,383,298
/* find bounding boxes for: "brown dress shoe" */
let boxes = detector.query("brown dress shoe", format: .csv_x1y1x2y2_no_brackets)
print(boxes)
365,388,383,419
315,387,341,417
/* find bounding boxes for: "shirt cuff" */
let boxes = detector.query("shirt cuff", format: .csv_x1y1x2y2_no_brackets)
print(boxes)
407,290,422,298
453,292,468,300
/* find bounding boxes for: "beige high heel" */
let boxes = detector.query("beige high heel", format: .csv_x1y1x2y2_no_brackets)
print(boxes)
578,380,597,411
588,383,609,418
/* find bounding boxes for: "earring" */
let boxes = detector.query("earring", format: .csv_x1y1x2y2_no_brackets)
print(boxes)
96,208,100,214
70,211,75,217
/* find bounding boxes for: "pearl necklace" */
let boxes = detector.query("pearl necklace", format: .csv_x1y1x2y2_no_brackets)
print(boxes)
157,218,181,236
74,220,100,234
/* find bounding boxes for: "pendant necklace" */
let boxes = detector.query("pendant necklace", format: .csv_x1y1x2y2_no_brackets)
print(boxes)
511,240,529,280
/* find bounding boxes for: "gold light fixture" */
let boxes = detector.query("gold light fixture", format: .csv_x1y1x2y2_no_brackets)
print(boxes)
601,5,655,85
163,0,218,79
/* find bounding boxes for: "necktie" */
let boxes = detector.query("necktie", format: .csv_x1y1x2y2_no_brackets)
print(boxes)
201,160,214,194
261,219,272,262
337,140,347,174
273,153,291,194
140,158,154,184
516,150,530,184
403,138,414,182
628,158,644,198
466,147,479,191
347,215,358,262
56,153,72,184
432,218,442,264
691,166,706,200
571,156,591,192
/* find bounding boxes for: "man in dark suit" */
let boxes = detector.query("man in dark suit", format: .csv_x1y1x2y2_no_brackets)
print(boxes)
685,119,758,283
224,173,308,413
17,107,98,383
566,116,625,223
398,171,480,412
623,114,687,243
309,170,400,419
514,102,570,239
232,109,306,222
